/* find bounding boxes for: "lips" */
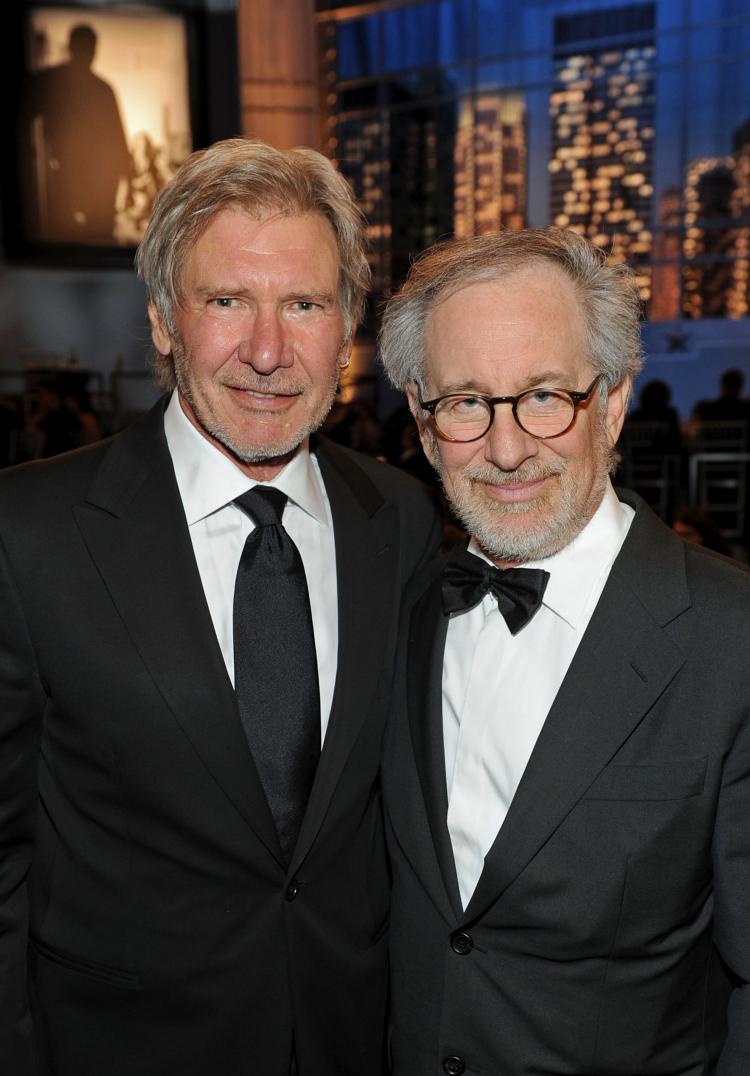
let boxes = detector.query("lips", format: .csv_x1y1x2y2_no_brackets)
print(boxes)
482,476,549,502
225,381,302,395
244,390,292,399
466,462,565,504
225,385,301,408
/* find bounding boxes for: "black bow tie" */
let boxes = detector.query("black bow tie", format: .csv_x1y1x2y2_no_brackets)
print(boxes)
442,549,550,635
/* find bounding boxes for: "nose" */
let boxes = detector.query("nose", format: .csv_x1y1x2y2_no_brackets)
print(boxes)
483,404,539,471
237,307,293,373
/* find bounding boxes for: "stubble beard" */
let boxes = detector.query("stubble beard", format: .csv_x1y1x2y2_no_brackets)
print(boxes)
172,335,339,467
434,426,615,565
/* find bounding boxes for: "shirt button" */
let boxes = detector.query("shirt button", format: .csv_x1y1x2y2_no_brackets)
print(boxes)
285,879,299,902
450,931,473,955
442,1057,466,1076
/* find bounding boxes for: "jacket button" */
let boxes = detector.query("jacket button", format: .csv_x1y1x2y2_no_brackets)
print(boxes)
450,931,473,955
442,1057,465,1076
285,879,299,902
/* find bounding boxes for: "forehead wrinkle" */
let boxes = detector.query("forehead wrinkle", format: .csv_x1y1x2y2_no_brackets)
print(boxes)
183,209,341,280
436,368,583,396
423,268,590,395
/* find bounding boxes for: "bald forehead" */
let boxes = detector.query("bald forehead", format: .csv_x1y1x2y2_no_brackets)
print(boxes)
430,260,581,320
426,263,585,341
423,263,592,392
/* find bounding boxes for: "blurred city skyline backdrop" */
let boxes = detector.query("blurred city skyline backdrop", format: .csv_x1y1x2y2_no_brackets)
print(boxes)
2,0,749,428
316,0,750,345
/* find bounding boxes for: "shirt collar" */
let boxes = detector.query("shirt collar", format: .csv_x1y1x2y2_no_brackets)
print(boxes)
468,481,634,630
163,391,328,526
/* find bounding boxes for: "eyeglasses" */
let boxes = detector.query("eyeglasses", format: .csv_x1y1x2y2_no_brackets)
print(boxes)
418,375,603,443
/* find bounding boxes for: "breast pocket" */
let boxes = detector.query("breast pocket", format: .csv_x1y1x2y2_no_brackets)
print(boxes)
582,757,707,801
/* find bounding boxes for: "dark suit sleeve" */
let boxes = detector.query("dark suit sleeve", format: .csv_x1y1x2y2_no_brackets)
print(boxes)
0,535,44,1074
391,465,443,584
714,707,750,1075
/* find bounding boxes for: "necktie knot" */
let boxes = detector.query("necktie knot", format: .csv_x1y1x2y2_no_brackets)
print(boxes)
235,486,287,528
442,548,549,635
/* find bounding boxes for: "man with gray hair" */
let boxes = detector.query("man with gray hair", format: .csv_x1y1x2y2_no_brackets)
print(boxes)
0,138,440,1076
379,228,750,1075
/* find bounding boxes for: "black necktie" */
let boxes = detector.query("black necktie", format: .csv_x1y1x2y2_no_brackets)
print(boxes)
441,548,550,635
233,486,320,862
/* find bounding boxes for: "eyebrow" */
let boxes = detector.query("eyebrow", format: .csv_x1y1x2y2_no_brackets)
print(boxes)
434,370,575,396
193,285,337,306
289,290,337,306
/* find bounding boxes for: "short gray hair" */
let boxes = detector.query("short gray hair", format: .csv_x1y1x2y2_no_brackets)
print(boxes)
136,138,370,390
379,228,643,393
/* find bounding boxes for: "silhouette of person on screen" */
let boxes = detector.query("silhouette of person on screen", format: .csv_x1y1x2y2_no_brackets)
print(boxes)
24,23,133,244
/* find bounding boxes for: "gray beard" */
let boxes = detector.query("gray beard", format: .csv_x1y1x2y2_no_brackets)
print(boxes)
172,339,338,467
193,397,332,466
437,442,613,565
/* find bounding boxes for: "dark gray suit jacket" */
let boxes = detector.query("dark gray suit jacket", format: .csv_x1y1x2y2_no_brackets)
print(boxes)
0,399,442,1076
385,491,750,1076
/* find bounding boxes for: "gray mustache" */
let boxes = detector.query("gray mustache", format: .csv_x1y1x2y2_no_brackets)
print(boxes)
221,381,304,395
463,460,567,485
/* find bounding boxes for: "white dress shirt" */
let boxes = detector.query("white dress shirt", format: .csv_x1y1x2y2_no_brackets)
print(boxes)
444,482,634,908
163,392,338,743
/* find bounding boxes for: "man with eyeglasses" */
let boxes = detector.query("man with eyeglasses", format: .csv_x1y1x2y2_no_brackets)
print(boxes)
379,228,750,1076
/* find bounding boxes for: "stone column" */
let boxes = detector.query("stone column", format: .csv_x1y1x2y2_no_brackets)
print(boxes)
237,0,320,150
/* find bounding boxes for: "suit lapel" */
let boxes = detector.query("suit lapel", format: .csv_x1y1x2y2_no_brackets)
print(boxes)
289,439,401,872
406,569,464,919
74,403,285,866
463,497,689,922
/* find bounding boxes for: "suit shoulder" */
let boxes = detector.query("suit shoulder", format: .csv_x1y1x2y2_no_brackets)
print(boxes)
315,440,443,576
316,438,439,511
0,438,113,507
353,448,434,501
0,402,167,520
619,489,750,619
684,540,750,611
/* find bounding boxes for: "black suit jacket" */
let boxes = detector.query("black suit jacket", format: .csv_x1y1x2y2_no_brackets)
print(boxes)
0,400,442,1076
384,491,750,1076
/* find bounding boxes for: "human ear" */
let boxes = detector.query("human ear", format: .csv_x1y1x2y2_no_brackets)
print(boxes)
604,377,631,445
147,303,172,356
406,381,438,467
337,332,354,371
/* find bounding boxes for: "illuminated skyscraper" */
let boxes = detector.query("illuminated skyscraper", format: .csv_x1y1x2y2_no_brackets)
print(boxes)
728,117,750,318
387,76,457,287
549,5,656,301
683,117,750,320
650,186,681,321
335,114,391,297
683,156,737,319
454,92,526,239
